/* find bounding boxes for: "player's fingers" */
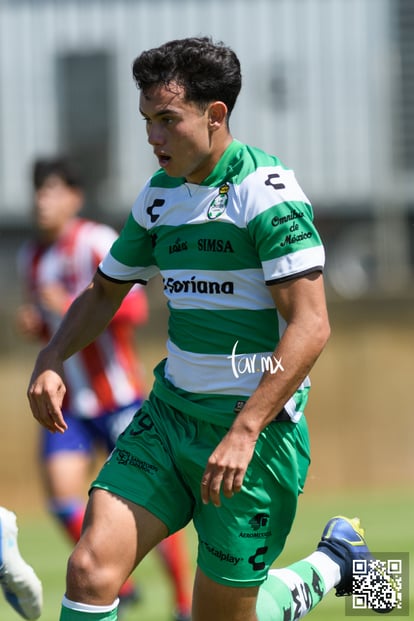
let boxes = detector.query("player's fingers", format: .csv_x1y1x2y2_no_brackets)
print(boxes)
47,390,67,427
200,473,211,505
232,469,244,494
221,469,236,499
48,406,67,434
41,400,67,433
208,474,223,507
28,385,67,433
29,399,57,432
201,467,224,507
206,464,227,507
221,465,245,499
29,399,56,432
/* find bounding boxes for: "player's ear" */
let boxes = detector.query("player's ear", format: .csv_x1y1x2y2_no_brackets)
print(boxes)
207,101,228,131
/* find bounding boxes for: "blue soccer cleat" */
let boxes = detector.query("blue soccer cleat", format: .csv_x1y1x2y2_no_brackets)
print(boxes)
318,515,398,614
317,515,372,597
0,507,43,619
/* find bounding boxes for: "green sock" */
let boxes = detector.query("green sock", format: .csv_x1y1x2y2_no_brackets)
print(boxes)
59,597,118,621
257,560,326,621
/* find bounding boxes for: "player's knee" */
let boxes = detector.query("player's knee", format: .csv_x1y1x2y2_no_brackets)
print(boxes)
66,546,95,592
66,546,120,603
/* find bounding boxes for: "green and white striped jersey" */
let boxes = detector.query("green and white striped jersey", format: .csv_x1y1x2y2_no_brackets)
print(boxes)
99,140,325,427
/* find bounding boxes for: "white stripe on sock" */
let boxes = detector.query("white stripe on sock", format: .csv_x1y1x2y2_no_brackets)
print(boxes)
61,595,119,613
303,551,341,592
268,567,305,588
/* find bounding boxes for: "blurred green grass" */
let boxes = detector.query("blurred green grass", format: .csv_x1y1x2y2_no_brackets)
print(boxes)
1,487,412,620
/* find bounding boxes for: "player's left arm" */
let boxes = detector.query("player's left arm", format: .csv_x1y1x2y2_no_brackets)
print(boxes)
27,271,133,433
201,270,330,506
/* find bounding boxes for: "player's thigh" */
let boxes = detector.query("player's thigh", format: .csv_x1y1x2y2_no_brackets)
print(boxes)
40,416,93,498
193,566,259,621
67,488,169,602
83,488,168,563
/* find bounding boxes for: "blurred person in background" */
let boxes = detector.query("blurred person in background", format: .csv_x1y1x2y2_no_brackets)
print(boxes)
0,505,43,619
16,156,193,621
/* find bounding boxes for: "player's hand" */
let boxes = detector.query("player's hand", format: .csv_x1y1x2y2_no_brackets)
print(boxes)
27,349,68,434
15,304,44,339
200,428,257,507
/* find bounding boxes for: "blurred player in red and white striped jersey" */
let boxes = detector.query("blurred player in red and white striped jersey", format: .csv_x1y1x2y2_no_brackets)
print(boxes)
16,157,192,621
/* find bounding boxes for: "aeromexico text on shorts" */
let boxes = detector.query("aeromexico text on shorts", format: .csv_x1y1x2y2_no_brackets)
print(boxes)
227,341,284,379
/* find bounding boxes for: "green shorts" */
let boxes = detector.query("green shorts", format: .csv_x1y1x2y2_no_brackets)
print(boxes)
91,391,310,587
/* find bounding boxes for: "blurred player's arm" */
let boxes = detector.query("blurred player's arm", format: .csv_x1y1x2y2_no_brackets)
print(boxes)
16,284,72,341
27,271,133,433
15,303,46,340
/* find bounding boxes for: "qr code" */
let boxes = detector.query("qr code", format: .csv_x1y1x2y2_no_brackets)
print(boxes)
352,557,403,613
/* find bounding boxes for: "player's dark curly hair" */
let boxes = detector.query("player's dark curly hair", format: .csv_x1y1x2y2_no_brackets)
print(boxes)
132,36,242,117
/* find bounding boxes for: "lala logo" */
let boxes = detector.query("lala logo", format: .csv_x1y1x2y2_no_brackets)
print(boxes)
207,183,229,220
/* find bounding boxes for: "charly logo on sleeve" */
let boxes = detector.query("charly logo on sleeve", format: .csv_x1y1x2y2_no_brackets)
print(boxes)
207,183,230,220
146,198,165,223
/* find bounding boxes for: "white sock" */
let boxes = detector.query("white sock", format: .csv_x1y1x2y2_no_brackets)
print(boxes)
62,595,119,613
304,551,341,592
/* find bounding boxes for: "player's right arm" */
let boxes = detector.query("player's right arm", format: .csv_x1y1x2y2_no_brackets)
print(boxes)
27,271,133,433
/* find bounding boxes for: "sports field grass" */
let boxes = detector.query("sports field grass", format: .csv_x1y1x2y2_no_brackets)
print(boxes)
1,486,412,621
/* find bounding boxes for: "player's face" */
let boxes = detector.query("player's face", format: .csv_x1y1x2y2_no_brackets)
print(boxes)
34,176,82,236
140,83,223,183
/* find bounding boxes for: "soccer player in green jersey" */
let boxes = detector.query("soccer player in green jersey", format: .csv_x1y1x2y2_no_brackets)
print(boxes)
27,37,377,621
